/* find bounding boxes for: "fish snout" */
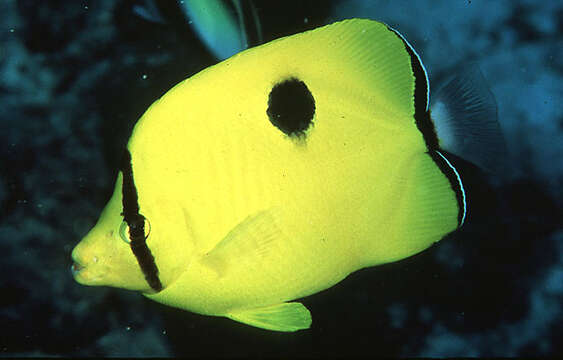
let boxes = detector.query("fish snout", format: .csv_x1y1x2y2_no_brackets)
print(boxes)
70,260,85,276
70,241,104,285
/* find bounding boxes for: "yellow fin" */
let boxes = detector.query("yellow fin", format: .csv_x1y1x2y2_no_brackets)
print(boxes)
292,18,418,120
227,302,312,332
200,209,283,277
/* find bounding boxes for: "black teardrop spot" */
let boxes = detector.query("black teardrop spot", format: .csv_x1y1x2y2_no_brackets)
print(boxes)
267,78,315,136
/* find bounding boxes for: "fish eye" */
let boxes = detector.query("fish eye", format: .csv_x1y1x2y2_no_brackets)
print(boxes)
267,78,315,137
118,217,151,244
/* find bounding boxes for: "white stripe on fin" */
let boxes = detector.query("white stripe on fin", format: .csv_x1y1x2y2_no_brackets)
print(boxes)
435,150,467,227
385,24,430,111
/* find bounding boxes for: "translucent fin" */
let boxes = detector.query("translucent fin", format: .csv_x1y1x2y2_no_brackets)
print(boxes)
201,209,283,277
227,302,312,332
180,0,245,60
232,0,263,48
132,0,166,24
431,65,506,174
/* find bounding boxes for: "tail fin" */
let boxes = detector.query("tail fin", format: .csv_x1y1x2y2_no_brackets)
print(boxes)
430,65,506,175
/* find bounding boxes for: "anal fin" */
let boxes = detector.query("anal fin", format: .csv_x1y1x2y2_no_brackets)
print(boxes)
227,302,312,332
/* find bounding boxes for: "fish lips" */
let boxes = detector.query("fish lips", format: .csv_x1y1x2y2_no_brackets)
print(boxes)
71,261,85,276
70,250,104,285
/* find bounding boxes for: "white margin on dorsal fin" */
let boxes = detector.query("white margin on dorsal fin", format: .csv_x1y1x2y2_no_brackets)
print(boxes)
435,150,467,227
430,65,506,174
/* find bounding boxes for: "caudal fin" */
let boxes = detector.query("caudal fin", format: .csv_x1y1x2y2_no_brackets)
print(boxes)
431,65,506,175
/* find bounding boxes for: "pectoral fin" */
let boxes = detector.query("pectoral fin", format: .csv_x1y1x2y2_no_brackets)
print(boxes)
227,302,312,332
200,209,285,277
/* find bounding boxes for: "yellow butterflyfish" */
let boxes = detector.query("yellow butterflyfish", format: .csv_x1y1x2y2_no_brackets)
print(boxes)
71,18,504,332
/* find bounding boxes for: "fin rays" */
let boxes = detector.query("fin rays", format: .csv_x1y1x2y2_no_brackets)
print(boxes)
227,302,312,332
431,65,507,174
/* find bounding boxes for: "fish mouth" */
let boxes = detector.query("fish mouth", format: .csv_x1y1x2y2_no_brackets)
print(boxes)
71,261,85,276
70,253,105,285
70,259,98,284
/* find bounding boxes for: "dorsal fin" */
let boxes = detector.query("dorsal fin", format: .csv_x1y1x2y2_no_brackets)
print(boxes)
386,24,440,152
264,18,423,122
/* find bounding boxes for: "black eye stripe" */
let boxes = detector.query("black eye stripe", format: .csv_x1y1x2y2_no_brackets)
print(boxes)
120,149,163,292
120,150,140,222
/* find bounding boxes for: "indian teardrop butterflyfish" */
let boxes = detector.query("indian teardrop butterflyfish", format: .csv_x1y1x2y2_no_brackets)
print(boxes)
71,18,504,332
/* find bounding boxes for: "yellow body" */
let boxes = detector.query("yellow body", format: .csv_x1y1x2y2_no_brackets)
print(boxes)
72,19,458,331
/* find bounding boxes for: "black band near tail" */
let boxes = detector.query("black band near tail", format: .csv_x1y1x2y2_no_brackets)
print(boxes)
386,25,467,227
386,25,439,151
120,150,163,292
429,150,467,227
